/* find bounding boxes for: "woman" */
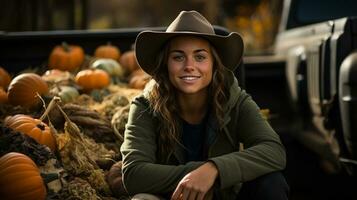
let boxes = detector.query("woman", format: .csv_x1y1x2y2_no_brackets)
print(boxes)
120,10,288,200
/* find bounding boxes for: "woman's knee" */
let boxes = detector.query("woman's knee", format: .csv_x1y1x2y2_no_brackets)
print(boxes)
239,171,289,200
131,193,163,200
258,171,289,196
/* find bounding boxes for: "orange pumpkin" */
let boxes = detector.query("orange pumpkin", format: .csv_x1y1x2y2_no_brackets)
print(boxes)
7,73,49,108
119,50,140,73
0,87,8,103
48,42,85,71
94,42,121,61
0,152,47,200
0,67,11,89
75,69,110,91
4,114,56,151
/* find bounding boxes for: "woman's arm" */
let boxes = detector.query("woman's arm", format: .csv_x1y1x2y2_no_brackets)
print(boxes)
120,97,204,195
209,93,286,189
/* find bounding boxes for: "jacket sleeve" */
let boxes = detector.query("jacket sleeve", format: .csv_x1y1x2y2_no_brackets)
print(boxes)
120,97,203,195
209,93,286,189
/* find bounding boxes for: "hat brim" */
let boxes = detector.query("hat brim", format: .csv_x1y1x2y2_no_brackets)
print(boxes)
135,31,244,75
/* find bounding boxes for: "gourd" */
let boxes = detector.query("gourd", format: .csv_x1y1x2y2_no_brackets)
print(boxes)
90,58,125,78
7,73,49,108
75,69,110,91
0,152,47,200
4,114,57,152
0,67,11,89
51,85,79,104
48,42,85,71
94,42,121,61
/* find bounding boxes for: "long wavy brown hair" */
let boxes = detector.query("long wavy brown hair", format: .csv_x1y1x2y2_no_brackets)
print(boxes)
147,38,228,163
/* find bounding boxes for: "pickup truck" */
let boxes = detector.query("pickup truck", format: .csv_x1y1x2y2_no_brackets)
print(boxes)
245,0,357,167
244,0,357,198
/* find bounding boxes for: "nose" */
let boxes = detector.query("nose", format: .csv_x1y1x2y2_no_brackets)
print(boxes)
184,56,195,72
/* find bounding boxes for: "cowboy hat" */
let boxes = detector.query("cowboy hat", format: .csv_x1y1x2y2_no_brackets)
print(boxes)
135,10,244,75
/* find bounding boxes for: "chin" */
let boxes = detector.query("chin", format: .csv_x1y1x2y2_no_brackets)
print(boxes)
178,87,206,95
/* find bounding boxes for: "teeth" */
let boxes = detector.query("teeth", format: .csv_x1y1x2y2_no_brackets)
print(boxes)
181,76,199,80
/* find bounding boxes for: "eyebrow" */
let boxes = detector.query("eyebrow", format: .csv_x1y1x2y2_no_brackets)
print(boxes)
169,49,208,54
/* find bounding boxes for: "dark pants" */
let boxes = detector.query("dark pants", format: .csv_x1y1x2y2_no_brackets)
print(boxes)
236,171,289,200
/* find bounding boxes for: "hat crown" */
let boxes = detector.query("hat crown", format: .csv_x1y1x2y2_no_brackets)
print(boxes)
166,11,215,34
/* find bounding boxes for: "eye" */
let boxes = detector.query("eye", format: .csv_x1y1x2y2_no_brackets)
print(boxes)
195,54,206,62
171,54,185,62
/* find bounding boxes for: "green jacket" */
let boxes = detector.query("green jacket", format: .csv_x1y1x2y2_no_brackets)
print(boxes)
120,71,286,199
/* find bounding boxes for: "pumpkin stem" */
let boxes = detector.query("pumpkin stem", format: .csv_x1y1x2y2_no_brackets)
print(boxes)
61,42,70,52
107,41,112,46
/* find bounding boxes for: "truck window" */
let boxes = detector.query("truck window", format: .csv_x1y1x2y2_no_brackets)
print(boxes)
289,0,357,29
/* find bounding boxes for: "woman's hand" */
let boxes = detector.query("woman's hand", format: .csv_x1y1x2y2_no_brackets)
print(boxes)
171,162,218,200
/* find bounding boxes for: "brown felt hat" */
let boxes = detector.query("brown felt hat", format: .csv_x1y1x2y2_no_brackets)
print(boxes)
135,10,244,75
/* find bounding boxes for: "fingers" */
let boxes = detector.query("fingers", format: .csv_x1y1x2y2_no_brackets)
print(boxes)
202,189,214,200
187,188,199,200
172,183,205,200
171,184,183,200
196,192,205,200
181,187,190,200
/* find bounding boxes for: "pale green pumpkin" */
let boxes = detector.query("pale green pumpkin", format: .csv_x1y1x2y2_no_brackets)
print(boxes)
51,85,79,104
90,58,125,79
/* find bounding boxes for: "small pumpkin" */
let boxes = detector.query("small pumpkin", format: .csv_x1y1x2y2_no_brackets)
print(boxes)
94,42,121,61
119,50,140,74
0,67,11,89
4,114,56,151
0,87,8,103
7,73,49,108
51,85,79,104
0,152,47,200
90,58,125,78
128,69,151,89
75,69,110,91
48,42,85,71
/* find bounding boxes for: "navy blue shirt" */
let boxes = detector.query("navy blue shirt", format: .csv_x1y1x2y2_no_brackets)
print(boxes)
181,118,207,162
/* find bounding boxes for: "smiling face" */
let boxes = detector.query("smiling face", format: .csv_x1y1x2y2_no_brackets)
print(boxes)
167,36,213,96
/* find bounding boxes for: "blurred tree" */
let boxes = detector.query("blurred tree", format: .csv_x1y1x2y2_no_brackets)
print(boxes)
0,0,87,31
89,0,219,28
221,0,261,17
224,0,283,53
